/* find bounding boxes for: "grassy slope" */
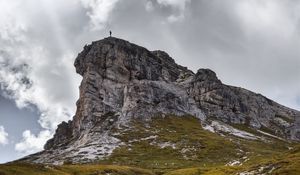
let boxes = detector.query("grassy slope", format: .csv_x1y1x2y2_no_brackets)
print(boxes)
100,115,294,174
1,115,299,175
0,164,154,175
165,145,300,175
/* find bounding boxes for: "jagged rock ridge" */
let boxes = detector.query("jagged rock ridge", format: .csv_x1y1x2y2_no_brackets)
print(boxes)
21,37,300,164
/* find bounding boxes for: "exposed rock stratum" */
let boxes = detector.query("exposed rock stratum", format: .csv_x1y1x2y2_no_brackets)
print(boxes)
20,37,300,165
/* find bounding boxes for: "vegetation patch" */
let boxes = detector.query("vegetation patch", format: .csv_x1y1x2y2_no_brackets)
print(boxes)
97,115,294,173
0,164,154,175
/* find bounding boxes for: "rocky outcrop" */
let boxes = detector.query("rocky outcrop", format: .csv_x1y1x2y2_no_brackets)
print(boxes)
20,37,300,164
188,69,300,139
68,38,204,139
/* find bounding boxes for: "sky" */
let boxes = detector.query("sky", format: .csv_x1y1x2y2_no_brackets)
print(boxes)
0,0,300,163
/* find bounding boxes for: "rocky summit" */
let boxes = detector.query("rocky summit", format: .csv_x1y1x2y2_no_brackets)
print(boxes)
19,37,300,168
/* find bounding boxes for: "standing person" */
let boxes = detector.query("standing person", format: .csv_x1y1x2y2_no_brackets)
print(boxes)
109,30,112,37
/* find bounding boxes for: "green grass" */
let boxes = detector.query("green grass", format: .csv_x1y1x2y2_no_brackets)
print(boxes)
1,146,299,175
165,145,300,175
97,115,294,173
1,115,299,175
0,164,155,175
99,115,239,173
0,163,68,175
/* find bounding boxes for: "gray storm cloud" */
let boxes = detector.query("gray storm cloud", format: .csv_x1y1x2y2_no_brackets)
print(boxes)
0,0,299,155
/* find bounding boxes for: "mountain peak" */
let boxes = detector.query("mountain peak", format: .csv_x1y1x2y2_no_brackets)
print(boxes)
20,37,300,165
74,37,193,83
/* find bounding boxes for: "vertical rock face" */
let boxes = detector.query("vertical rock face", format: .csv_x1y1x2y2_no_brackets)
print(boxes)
22,37,300,164
70,38,204,137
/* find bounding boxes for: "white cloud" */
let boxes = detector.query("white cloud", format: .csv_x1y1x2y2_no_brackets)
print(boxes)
157,0,190,11
156,0,190,22
15,130,51,155
145,1,154,12
167,14,184,23
80,0,120,30
0,46,80,153
234,0,297,39
0,0,81,155
0,45,78,131
0,126,8,145
0,0,26,42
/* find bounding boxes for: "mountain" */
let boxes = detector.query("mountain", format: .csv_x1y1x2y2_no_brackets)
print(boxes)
14,37,300,174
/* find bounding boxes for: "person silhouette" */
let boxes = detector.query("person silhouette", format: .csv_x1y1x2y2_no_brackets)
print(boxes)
109,30,112,37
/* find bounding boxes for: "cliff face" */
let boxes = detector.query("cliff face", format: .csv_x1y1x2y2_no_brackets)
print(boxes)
188,69,300,140
70,38,204,137
21,37,300,164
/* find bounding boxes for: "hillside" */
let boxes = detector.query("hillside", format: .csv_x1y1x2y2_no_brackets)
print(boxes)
2,116,299,174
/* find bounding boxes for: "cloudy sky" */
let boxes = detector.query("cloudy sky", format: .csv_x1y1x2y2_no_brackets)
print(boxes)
0,0,300,163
